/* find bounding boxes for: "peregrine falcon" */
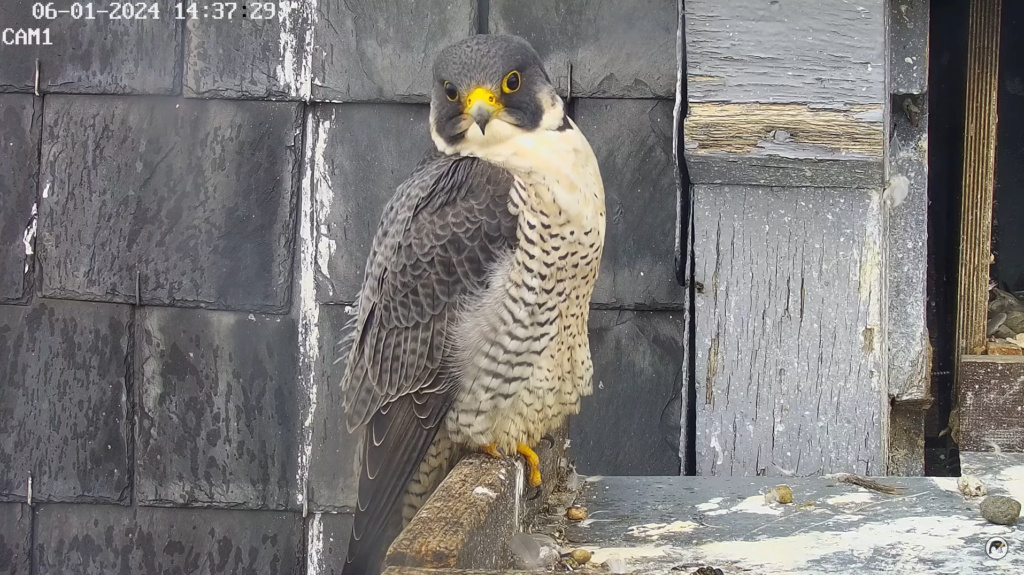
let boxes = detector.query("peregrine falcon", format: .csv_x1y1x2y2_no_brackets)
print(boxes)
341,34,606,575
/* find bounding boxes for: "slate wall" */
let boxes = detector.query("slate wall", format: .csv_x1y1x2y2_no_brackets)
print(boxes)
0,1,682,572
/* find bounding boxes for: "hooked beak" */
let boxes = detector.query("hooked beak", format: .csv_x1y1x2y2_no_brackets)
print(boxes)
464,87,503,134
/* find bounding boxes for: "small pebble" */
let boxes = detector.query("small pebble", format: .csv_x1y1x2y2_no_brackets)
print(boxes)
957,475,987,498
765,485,794,504
569,548,592,565
980,495,1021,526
567,506,588,521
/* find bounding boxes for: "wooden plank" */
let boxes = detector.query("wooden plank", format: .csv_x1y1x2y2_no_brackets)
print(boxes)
955,0,1002,360
956,356,1024,452
385,426,566,571
685,0,884,104
885,0,931,476
686,103,883,157
691,184,886,476
683,0,885,188
889,0,930,95
685,153,883,190
886,18,931,404
556,474,1024,574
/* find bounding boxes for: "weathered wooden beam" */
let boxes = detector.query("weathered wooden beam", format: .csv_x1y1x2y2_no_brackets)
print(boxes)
691,184,886,476
384,426,566,571
955,0,1002,360
956,355,1024,453
684,0,890,476
684,0,885,189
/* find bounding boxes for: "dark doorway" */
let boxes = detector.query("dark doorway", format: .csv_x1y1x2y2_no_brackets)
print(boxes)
925,0,970,476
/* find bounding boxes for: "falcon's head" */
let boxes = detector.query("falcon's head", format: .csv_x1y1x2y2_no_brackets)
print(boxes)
429,35,566,158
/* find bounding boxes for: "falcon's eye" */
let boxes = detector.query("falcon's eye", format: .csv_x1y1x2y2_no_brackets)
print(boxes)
444,82,458,101
502,70,521,93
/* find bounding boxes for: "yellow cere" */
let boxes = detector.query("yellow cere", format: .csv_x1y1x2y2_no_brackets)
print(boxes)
464,87,503,112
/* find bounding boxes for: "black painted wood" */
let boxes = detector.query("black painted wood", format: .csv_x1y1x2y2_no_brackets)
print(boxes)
137,307,301,510
185,3,315,100
0,0,180,95
571,310,684,476
0,503,31,575
34,504,303,574
307,303,360,512
577,99,685,308
0,95,40,303
0,299,131,503
307,511,355,572
311,103,433,304
489,0,677,98
311,0,477,103
38,96,302,313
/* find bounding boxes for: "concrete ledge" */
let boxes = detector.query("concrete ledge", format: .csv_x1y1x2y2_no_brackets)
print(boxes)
384,426,567,571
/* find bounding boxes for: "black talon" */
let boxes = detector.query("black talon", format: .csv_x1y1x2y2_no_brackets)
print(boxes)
525,484,543,501
540,434,556,449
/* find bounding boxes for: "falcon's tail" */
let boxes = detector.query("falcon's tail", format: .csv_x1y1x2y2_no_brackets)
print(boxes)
342,394,456,575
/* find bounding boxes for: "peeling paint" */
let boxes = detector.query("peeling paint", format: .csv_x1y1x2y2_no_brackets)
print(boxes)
696,515,1014,573
696,497,724,512
627,521,700,538
585,545,676,566
996,464,1024,502
589,513,1017,574
306,512,324,574
728,494,784,516
22,202,37,273
277,1,316,100
296,111,320,514
825,492,874,506
314,110,337,285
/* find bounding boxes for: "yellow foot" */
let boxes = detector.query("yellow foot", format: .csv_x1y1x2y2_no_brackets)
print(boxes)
517,443,542,487
481,443,503,458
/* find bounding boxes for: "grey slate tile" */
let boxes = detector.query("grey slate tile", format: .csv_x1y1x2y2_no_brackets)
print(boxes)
311,104,433,304
34,504,303,574
0,504,31,575
575,99,685,307
0,300,131,503
307,304,360,512
489,0,677,98
311,0,477,102
570,310,684,476
307,512,354,574
0,95,40,303
38,95,302,313
0,0,180,95
185,2,315,99
137,308,301,510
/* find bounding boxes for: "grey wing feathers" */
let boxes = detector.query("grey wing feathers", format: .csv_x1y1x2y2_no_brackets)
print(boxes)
342,151,517,429
340,151,516,575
